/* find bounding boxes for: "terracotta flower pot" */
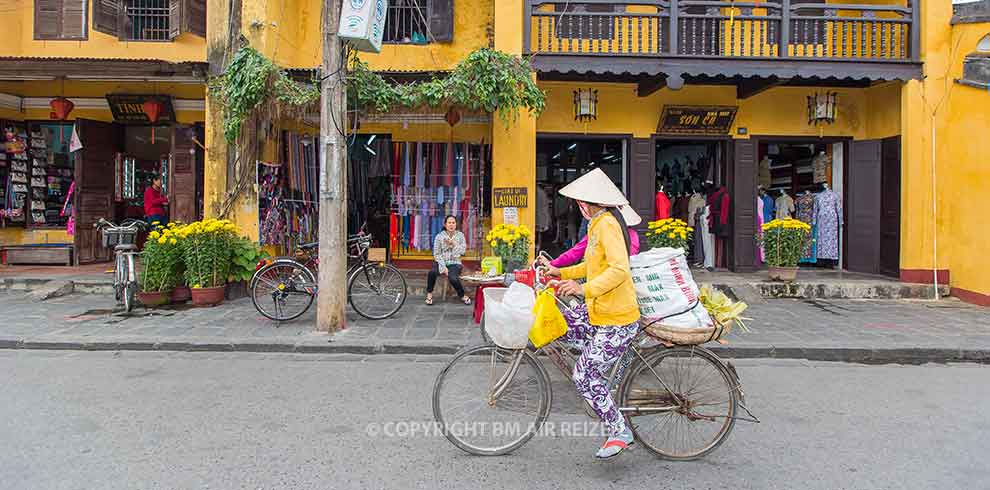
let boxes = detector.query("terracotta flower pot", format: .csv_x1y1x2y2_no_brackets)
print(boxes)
137,290,171,307
190,286,226,306
171,285,191,303
768,266,799,282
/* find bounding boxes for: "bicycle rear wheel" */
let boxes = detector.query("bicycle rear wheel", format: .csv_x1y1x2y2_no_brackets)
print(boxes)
251,261,316,322
433,345,551,456
618,346,738,461
348,263,407,320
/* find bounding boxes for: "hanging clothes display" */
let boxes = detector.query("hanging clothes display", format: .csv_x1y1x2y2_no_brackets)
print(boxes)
700,204,714,270
756,195,765,264
815,189,841,260
758,156,772,189
258,131,319,251
775,192,795,219
812,151,830,184
760,191,775,224
795,192,818,263
707,187,730,238
655,190,671,220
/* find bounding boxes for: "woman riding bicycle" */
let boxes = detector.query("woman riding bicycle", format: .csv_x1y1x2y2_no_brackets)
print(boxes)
541,168,641,460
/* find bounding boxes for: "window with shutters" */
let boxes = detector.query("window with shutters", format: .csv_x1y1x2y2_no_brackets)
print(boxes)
122,0,171,41
384,0,453,44
34,0,88,40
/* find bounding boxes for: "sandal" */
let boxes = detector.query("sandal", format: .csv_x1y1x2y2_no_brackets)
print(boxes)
595,427,634,460
461,296,472,305
425,295,434,305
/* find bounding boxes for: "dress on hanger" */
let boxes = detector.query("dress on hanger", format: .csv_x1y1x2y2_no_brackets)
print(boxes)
655,191,671,220
707,187,730,238
815,189,841,260
795,193,818,263
756,195,765,263
812,152,830,184
761,193,775,224
775,193,795,219
758,156,772,189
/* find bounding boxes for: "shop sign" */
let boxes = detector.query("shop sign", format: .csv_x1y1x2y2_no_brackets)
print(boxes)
658,106,737,135
493,187,528,208
502,207,519,226
105,94,176,125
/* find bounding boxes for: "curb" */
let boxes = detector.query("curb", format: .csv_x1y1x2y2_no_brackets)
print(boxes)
0,338,987,364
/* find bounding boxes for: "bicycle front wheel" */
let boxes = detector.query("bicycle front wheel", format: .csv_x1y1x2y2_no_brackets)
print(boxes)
251,261,316,322
618,346,738,461
347,263,407,320
432,345,551,456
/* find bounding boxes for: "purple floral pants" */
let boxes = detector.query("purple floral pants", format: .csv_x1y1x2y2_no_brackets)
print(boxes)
562,304,640,436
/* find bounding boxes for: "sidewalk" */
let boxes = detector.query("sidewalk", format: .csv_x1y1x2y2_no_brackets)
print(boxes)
1,290,988,363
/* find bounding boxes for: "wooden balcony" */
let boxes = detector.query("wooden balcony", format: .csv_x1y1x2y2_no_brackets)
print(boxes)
524,0,922,83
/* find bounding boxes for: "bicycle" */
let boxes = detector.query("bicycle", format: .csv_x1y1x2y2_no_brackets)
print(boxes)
250,230,408,322
432,261,758,459
94,218,147,313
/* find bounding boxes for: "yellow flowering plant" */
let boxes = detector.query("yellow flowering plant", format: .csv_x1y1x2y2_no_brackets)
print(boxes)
644,218,694,250
758,218,812,267
176,218,241,289
140,225,183,293
485,223,531,270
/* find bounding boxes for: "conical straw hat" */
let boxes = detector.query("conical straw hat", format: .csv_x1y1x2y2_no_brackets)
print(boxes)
618,205,642,226
558,168,629,206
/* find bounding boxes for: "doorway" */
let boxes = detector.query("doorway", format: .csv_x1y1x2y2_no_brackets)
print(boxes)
535,136,626,256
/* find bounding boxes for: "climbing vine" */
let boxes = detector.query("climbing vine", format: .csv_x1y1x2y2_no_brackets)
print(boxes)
347,48,546,125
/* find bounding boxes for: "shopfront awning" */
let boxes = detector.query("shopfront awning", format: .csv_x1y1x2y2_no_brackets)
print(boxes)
0,57,208,82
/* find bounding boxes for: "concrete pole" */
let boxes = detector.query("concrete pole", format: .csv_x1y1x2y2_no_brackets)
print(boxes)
317,0,348,333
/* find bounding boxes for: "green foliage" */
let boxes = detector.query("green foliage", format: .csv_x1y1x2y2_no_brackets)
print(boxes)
140,226,183,293
209,46,320,143
229,236,269,283
177,219,240,289
757,218,812,267
347,48,546,126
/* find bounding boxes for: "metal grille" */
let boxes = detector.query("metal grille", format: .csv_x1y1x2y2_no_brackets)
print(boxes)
124,0,170,41
383,0,430,44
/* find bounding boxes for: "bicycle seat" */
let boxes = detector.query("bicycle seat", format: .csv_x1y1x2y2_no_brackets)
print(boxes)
298,241,319,250
115,244,138,252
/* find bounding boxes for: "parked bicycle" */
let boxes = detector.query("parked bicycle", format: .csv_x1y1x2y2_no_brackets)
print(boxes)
250,230,408,322
94,218,148,313
432,261,757,459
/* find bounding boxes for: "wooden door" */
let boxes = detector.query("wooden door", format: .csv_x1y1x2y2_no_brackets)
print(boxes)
169,124,198,223
730,139,757,272
847,140,882,274
73,119,119,264
628,137,655,235
879,136,901,277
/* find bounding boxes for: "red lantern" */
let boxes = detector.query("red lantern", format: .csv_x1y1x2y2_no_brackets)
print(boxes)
444,107,461,127
143,99,166,140
50,97,74,121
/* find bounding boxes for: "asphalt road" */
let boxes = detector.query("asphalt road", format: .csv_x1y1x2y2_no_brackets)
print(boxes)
1,350,987,490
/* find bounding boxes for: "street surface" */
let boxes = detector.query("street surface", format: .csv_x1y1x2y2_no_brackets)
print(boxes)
2,350,987,490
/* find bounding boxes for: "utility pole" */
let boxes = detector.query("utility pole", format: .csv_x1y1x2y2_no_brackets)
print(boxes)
318,0,348,333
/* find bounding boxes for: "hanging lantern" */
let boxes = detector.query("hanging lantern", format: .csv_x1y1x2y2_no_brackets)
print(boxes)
143,98,166,140
573,88,598,122
444,107,461,127
807,91,838,125
50,97,74,121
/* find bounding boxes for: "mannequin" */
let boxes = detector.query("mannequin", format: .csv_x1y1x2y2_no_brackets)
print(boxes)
758,155,772,189
795,188,818,263
812,151,829,184
775,189,795,219
655,182,671,220
815,182,841,266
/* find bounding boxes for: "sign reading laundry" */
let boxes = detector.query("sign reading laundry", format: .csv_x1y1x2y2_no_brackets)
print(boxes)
658,105,738,135
105,94,176,124
493,187,528,208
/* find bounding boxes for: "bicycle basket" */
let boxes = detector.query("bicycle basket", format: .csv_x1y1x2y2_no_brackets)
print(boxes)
102,227,138,248
483,287,535,350
643,318,733,346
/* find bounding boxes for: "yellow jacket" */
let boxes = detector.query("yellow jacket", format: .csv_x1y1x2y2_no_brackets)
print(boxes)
560,212,641,327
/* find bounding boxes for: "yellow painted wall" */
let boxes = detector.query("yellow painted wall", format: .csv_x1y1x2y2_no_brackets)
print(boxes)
3,0,205,61
0,228,70,246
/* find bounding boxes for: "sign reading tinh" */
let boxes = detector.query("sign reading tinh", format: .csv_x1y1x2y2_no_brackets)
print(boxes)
493,187,528,208
658,105,737,135
106,95,176,125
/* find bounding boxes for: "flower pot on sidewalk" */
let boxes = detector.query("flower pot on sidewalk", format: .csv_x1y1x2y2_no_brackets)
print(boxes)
171,285,191,303
191,286,226,306
138,290,172,307
768,266,799,282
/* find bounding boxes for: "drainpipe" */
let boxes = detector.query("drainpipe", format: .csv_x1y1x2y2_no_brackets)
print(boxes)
931,115,940,300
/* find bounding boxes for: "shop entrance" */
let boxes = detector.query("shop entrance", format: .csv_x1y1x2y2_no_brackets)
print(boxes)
535,136,625,257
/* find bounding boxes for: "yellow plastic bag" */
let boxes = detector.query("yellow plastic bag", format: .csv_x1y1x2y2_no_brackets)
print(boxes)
529,288,568,348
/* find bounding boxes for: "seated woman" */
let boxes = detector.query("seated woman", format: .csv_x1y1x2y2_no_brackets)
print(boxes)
425,215,472,306
547,205,642,268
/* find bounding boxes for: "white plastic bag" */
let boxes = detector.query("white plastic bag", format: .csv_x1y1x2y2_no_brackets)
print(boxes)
484,283,536,349
629,247,712,330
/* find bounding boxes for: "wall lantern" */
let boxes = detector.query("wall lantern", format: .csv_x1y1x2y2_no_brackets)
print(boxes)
143,98,166,140
807,91,838,125
573,88,598,122
444,107,461,127
49,97,74,121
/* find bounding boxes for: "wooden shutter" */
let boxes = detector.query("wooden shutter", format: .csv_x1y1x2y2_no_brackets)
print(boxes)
182,0,206,37
629,137,655,235
847,140,882,274
169,0,182,39
731,139,757,272
61,0,87,39
93,0,120,37
34,0,62,39
169,125,198,223
427,0,454,42
74,119,120,265
879,137,901,277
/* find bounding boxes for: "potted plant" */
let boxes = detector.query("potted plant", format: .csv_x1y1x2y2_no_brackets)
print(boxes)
486,223,531,272
178,218,238,306
138,226,182,307
227,235,268,300
163,222,192,303
758,218,812,282
644,218,693,251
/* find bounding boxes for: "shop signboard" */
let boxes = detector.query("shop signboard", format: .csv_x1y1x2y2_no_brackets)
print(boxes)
105,95,176,125
339,0,388,53
493,187,528,208
658,106,738,135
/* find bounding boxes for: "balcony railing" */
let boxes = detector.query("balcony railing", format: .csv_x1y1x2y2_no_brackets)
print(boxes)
525,0,920,62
